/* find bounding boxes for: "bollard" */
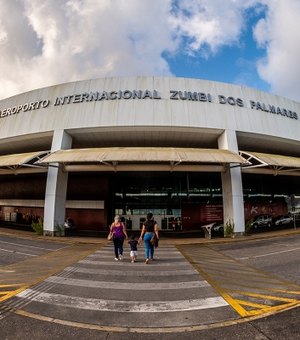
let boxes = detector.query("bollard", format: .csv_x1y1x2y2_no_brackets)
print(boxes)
201,223,215,239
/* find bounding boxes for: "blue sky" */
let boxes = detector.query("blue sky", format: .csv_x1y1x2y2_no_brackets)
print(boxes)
167,35,269,93
166,3,269,92
0,0,300,101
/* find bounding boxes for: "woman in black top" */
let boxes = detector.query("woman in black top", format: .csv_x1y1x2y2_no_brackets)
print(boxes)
139,212,159,264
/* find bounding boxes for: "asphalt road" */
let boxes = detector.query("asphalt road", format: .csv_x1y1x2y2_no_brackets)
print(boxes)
0,229,299,339
0,234,68,266
211,234,300,285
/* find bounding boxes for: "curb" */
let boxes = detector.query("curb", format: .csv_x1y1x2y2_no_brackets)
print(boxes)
1,226,300,246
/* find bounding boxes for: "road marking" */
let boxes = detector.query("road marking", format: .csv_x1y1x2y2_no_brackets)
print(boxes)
0,243,101,303
273,242,300,247
13,303,299,334
0,284,28,303
0,240,65,251
17,289,228,312
227,289,298,303
79,259,188,266
63,266,199,276
3,245,235,329
271,288,300,295
178,245,300,317
90,254,183,259
0,248,37,257
45,276,210,289
95,249,179,253
237,246,300,260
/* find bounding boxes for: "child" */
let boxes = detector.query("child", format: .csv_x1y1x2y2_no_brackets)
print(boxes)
128,234,139,263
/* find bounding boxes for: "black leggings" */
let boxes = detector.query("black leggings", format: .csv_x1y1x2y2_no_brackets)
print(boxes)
113,237,124,258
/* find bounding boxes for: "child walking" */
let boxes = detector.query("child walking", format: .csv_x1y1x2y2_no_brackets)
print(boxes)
128,234,139,263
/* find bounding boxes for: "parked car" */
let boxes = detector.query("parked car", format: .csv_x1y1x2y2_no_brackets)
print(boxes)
212,221,224,233
250,215,272,229
274,214,293,226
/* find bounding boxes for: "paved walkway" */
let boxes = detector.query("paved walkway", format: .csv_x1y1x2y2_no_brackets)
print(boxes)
9,243,239,332
0,226,300,336
1,225,300,246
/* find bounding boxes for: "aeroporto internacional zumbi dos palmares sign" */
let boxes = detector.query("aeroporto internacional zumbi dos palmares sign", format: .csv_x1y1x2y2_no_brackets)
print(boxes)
0,76,300,237
0,88,298,120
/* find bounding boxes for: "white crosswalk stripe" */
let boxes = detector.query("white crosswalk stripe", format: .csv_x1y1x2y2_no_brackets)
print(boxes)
78,259,188,266
14,244,238,328
18,289,227,312
63,266,199,276
45,276,210,289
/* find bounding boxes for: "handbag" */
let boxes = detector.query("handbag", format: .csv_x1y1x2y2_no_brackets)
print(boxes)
150,234,159,248
107,231,114,241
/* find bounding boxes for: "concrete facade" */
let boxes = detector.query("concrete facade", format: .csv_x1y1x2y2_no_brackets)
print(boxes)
1,77,300,236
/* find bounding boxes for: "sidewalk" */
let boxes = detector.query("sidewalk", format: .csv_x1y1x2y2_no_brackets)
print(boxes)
1,225,300,245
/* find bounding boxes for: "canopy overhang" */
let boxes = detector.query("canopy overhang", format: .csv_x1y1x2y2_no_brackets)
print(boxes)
38,147,246,172
240,151,300,176
0,151,49,175
2,149,299,176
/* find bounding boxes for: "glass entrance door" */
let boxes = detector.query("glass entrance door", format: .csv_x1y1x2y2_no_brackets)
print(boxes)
118,213,182,231
112,172,184,231
111,171,223,231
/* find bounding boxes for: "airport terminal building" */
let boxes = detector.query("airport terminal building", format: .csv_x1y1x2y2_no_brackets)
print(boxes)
0,76,300,236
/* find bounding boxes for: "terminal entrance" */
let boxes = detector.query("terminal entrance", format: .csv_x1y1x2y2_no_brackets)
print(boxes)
112,172,186,231
111,171,222,231
116,213,182,231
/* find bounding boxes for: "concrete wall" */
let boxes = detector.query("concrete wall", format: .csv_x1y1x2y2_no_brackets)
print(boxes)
0,77,299,144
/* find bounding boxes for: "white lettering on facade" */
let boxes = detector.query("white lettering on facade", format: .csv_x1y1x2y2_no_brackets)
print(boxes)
53,90,161,105
170,91,212,102
0,89,299,122
0,99,50,118
219,95,244,107
249,100,298,119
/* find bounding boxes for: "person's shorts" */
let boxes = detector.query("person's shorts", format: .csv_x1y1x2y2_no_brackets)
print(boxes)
130,250,138,257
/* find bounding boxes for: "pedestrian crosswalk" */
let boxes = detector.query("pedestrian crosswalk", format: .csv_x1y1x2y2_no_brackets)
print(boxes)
3,241,299,332
8,244,238,329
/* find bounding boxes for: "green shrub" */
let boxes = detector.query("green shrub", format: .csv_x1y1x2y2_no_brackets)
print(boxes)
31,218,43,235
245,219,253,234
224,219,234,237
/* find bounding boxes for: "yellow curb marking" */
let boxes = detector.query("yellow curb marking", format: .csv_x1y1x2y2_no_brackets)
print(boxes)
179,249,250,317
270,288,300,295
0,243,101,305
0,284,28,303
178,245,300,318
234,299,273,310
14,303,300,334
227,289,299,303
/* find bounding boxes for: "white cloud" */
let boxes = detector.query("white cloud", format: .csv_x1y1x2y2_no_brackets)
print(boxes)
0,0,176,99
169,0,259,56
0,0,299,102
254,0,300,101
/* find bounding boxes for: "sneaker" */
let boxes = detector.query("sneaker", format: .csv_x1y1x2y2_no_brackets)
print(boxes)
119,255,123,260
131,260,134,263
114,257,119,261
145,258,149,264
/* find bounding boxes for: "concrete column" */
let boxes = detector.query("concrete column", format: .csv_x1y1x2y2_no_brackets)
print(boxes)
218,130,245,236
43,130,72,236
